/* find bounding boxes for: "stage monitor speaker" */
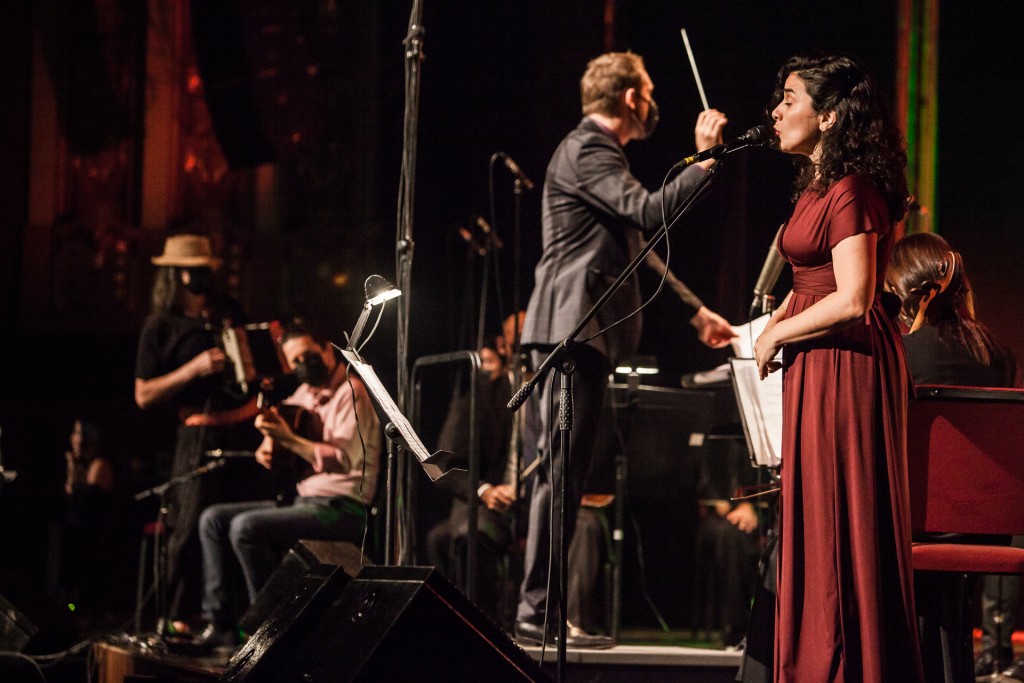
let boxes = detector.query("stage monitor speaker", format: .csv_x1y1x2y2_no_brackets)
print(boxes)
224,565,548,682
0,593,37,652
238,539,371,636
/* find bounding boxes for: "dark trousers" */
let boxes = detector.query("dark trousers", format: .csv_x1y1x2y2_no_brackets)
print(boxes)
567,506,609,631
162,423,270,621
516,344,610,625
163,425,226,620
980,535,1023,664
199,496,365,627
694,512,760,644
427,499,514,623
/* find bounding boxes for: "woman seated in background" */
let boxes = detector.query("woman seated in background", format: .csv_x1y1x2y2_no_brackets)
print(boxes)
64,417,115,521
886,230,1022,679
886,231,1019,387
51,417,116,617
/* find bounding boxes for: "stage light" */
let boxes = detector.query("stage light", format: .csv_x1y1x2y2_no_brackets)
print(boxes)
614,356,659,375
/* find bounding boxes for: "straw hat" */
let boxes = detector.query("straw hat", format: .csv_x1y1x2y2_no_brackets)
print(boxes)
151,234,222,268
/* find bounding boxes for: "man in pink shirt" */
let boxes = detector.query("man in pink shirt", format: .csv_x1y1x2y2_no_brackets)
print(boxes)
195,322,381,651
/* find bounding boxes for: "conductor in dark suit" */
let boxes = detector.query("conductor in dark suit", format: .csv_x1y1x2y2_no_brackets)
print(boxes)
514,51,734,646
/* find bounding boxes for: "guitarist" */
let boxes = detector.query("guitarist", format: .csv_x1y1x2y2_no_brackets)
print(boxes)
195,320,381,652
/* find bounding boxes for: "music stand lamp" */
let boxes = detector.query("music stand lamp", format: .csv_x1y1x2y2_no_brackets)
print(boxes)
614,356,659,392
340,275,465,566
343,276,403,563
346,275,403,353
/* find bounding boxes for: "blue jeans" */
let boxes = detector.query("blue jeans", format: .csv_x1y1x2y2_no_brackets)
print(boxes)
199,496,365,627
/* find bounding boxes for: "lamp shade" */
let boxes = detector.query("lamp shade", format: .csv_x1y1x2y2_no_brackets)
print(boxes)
363,274,401,306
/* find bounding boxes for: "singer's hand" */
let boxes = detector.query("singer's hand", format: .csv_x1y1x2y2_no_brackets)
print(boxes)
754,329,782,379
690,306,737,349
694,109,728,152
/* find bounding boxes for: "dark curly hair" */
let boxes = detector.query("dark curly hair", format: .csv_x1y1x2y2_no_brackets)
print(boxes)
770,54,908,221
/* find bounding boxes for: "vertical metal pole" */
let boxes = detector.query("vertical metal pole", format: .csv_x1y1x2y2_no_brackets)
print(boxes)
612,454,626,642
556,359,574,682
384,424,398,565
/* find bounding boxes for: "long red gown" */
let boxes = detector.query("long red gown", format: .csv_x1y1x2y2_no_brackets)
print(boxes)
773,174,924,682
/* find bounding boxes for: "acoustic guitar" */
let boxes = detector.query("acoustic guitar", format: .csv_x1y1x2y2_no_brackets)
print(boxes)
258,389,322,505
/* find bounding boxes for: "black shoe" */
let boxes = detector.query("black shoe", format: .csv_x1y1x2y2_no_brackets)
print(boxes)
514,620,615,649
513,620,551,647
565,622,615,650
194,623,240,654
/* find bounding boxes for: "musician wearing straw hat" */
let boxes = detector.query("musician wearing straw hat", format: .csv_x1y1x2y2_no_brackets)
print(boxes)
134,233,260,634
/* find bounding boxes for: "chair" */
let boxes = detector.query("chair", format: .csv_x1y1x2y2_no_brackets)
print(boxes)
906,385,1024,681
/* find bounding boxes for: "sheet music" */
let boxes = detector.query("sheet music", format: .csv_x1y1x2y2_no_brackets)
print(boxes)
340,348,462,485
340,350,431,465
730,314,770,360
729,314,783,468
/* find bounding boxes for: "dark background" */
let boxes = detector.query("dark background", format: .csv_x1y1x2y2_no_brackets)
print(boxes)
1,0,1021,634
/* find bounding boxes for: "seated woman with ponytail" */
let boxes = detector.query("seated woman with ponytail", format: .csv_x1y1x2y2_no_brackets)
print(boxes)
886,230,1022,679
886,231,1019,387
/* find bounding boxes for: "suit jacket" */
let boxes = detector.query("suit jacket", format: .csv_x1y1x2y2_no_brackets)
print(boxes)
522,117,707,363
435,373,514,502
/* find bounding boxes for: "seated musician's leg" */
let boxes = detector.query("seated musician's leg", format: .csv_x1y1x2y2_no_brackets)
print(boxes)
198,500,272,649
228,496,365,603
426,516,455,579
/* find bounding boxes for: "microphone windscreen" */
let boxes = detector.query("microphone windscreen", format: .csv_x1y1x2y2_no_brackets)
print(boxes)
744,125,773,146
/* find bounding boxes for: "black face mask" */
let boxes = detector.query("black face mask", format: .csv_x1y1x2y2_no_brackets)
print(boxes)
183,267,214,296
631,95,660,140
294,353,330,387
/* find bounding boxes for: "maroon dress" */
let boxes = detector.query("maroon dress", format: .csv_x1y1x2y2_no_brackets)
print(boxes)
774,175,923,682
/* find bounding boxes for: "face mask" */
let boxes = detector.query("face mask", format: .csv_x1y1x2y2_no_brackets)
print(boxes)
294,352,330,387
631,94,659,140
183,267,214,296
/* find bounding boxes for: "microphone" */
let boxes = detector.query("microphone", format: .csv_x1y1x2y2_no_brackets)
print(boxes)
751,224,786,316
673,125,772,169
474,215,504,249
205,449,257,458
496,152,535,190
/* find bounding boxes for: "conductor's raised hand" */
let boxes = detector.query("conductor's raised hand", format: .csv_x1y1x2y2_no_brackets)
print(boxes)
694,108,728,152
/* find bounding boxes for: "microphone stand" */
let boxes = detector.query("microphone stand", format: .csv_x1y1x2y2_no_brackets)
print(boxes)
133,458,228,641
394,0,425,565
508,160,724,681
749,293,776,321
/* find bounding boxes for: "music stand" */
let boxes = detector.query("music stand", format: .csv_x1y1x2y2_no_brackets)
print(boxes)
338,348,465,565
